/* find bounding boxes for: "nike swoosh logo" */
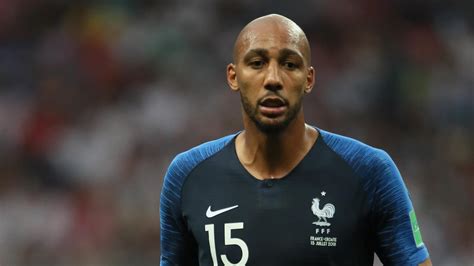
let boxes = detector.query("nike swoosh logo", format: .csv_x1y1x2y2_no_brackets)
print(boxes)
206,205,239,218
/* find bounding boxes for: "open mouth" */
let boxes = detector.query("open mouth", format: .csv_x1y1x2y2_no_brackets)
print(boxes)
260,97,286,108
258,97,287,117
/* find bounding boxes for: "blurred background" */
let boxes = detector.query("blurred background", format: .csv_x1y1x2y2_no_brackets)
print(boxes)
0,0,472,265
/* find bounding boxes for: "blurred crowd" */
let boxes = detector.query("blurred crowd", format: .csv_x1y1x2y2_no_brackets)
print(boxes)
0,0,472,265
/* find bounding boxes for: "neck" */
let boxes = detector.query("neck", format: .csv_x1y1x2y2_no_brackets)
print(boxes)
236,112,318,180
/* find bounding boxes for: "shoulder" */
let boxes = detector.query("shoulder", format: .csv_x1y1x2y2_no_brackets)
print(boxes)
160,134,236,264
160,133,237,222
318,129,393,176
318,128,410,212
165,133,237,185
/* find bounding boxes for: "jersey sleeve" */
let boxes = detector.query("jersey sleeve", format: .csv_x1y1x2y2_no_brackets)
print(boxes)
160,134,236,265
372,150,429,265
160,155,198,265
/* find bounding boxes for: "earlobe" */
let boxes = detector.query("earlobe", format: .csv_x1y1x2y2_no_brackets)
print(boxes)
227,63,239,91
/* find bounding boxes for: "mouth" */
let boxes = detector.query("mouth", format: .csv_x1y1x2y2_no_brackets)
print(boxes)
258,97,287,117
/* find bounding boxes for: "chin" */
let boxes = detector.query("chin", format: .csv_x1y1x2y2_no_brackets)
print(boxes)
254,117,291,134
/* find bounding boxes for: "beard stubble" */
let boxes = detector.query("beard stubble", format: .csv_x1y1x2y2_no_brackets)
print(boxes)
240,92,302,134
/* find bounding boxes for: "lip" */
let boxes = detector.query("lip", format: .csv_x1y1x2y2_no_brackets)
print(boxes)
258,105,287,117
258,97,287,117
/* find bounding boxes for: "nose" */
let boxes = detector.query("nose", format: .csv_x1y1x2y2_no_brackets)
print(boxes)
263,61,283,91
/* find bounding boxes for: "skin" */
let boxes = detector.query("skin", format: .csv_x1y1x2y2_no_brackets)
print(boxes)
227,14,316,180
226,14,432,266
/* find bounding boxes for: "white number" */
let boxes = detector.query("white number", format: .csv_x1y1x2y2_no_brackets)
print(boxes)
205,224,219,266
205,222,249,266
221,222,249,265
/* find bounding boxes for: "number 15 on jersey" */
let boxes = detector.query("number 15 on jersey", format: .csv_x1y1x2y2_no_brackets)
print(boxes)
205,222,249,266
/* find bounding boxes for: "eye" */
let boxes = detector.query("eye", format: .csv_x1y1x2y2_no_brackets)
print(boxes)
284,61,298,70
249,60,265,69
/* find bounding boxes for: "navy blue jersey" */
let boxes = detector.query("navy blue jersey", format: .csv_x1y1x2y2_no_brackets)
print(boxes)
160,129,429,265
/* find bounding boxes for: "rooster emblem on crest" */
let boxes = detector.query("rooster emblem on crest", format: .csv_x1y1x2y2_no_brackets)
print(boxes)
311,197,335,226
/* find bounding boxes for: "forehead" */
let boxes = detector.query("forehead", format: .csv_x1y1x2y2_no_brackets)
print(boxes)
237,23,305,60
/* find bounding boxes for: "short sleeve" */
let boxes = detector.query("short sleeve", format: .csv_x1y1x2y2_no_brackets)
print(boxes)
373,151,429,265
160,156,198,265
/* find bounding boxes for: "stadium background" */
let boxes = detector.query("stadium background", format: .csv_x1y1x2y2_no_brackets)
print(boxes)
0,0,472,265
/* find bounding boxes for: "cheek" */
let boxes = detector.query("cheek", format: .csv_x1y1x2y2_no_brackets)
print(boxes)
238,68,264,85
238,74,261,95
281,69,306,83
284,83,307,105
285,75,307,93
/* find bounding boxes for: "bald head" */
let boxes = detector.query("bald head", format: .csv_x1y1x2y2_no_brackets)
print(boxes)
233,14,311,65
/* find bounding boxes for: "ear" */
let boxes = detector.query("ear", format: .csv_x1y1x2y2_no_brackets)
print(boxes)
227,63,239,91
304,66,315,94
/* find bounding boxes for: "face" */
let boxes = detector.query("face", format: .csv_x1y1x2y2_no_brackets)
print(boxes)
227,23,314,134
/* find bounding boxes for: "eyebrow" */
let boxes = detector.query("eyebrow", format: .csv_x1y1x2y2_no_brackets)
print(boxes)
242,48,303,63
242,48,269,63
279,48,303,61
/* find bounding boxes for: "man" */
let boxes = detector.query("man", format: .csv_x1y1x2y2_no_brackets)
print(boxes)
160,14,431,265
